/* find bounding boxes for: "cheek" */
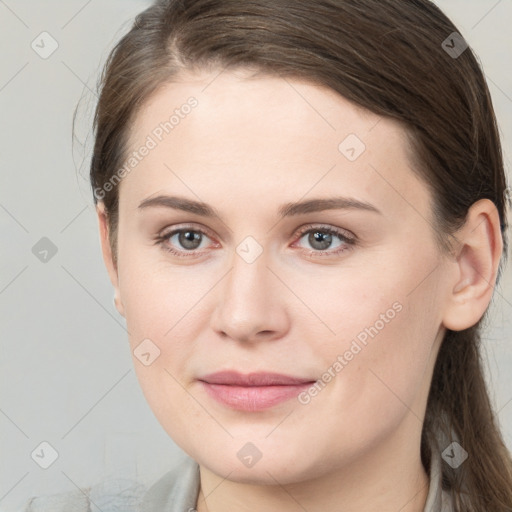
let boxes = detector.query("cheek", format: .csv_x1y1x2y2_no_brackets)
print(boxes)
122,268,203,442
118,246,209,341
132,360,203,455
302,256,442,430
118,253,215,407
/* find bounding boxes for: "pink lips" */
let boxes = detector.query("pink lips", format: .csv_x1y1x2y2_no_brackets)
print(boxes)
198,371,316,411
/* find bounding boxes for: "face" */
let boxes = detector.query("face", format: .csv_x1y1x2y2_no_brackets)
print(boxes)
103,68,452,484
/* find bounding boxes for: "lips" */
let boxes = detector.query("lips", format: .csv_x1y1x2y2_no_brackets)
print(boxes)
198,371,317,411
198,370,315,386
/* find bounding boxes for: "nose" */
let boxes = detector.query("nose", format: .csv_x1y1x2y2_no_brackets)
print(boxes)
209,246,290,344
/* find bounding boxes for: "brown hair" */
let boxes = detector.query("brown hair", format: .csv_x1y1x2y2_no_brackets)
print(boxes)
86,0,512,509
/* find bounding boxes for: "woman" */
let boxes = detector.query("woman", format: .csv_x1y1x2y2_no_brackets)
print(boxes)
25,0,512,510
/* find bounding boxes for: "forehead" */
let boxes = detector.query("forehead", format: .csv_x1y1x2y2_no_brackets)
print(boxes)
119,69,430,220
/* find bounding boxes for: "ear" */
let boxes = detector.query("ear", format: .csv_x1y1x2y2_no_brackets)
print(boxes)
442,199,503,331
96,202,125,317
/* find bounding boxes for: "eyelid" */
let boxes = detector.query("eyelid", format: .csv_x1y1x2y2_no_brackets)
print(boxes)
158,222,356,244
155,222,357,257
293,223,356,242
158,222,218,242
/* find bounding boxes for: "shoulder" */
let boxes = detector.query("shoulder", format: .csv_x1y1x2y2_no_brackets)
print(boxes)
141,455,200,512
22,458,200,512
23,488,90,512
23,477,147,512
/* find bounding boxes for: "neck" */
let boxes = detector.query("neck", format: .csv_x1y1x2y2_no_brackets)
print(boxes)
195,422,431,512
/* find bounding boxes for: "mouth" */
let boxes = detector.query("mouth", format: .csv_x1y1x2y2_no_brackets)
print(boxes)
198,371,316,411
199,370,315,386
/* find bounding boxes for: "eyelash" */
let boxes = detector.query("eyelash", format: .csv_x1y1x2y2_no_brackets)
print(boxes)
154,223,357,259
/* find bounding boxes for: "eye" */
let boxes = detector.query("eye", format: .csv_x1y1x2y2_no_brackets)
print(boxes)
154,223,357,259
292,224,356,257
154,226,216,257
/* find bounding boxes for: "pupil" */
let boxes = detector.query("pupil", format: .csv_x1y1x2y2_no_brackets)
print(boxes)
180,231,201,250
310,231,332,250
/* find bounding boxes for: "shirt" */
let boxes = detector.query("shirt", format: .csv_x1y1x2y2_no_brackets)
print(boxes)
24,436,455,511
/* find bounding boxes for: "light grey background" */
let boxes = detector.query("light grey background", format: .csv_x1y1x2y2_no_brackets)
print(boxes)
1,0,511,510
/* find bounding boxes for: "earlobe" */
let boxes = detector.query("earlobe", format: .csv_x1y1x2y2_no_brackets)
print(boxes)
96,202,125,318
442,199,503,331
113,294,125,317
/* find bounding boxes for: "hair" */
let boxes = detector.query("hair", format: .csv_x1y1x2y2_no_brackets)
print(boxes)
85,0,512,509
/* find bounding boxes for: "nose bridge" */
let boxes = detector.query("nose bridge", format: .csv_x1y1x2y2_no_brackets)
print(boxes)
211,237,286,341
224,239,270,309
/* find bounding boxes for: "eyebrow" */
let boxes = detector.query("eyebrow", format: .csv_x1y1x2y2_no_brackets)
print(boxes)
138,195,381,219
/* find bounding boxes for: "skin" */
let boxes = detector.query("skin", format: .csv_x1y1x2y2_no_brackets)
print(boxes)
97,68,502,511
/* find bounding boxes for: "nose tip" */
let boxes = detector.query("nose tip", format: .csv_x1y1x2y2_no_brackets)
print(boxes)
209,253,290,344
